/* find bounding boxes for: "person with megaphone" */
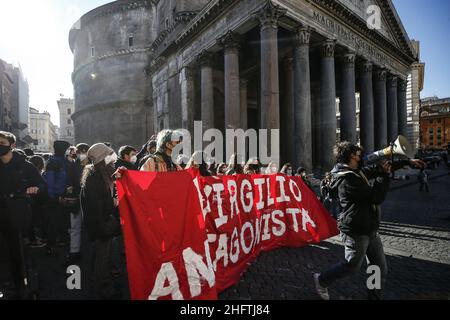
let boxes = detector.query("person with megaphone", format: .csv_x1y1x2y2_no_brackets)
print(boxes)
313,136,425,300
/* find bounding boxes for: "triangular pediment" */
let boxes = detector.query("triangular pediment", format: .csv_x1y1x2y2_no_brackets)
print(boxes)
335,0,416,59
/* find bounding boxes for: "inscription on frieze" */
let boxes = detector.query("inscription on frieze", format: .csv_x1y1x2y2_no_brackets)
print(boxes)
312,10,396,70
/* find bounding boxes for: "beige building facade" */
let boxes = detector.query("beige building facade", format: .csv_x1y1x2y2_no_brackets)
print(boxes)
29,107,58,153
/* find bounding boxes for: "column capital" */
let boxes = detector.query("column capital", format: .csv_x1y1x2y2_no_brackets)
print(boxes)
375,68,387,81
321,39,336,58
398,79,408,91
362,61,373,73
342,52,356,66
217,30,241,51
254,1,287,28
387,75,398,87
196,50,214,67
294,26,311,47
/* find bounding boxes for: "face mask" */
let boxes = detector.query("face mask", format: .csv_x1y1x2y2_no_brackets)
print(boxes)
104,153,118,165
287,169,292,175
130,155,137,164
0,144,11,156
271,166,277,173
357,159,364,171
79,154,87,162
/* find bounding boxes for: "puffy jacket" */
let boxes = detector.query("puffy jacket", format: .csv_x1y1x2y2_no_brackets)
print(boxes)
44,155,69,199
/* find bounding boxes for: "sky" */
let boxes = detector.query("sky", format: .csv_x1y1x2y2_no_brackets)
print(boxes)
0,0,449,128
392,0,450,98
0,0,111,127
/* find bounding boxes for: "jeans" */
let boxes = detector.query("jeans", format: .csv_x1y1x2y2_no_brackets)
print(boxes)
70,211,82,254
319,232,388,299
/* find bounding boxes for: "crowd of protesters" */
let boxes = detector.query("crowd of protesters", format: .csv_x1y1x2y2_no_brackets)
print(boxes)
0,128,430,300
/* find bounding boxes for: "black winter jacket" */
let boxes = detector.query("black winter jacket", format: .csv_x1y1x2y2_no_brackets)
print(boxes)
115,158,138,171
0,151,47,231
329,160,410,236
329,163,390,236
80,169,121,241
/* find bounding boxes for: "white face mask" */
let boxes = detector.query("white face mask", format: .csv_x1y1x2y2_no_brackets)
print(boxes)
287,169,292,175
104,153,118,165
130,155,137,164
79,154,87,162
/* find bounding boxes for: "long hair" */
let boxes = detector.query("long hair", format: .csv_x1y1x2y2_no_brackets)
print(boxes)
81,161,114,191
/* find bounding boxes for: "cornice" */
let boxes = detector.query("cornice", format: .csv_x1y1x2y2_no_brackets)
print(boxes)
309,0,416,64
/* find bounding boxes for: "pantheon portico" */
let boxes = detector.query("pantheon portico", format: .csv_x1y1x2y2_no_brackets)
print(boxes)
70,0,417,173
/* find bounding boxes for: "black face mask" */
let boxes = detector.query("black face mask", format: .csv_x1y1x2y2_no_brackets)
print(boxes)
357,159,364,170
0,145,11,157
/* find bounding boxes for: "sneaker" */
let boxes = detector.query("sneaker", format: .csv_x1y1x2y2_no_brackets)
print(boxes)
29,239,47,248
313,273,330,300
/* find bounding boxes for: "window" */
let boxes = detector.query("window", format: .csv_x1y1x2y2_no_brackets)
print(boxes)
429,120,433,124
165,18,169,29
128,36,134,47
67,108,71,115
90,47,95,57
67,119,71,125
429,128,433,134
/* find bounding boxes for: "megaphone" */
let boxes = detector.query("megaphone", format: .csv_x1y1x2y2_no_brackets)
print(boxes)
364,135,414,164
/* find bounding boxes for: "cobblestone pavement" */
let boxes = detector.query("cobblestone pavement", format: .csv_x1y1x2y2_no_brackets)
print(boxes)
1,165,449,300
219,165,450,300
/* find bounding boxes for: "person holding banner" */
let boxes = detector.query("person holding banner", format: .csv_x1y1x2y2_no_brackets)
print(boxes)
243,157,262,174
140,129,182,172
314,141,424,300
185,151,211,176
80,143,122,299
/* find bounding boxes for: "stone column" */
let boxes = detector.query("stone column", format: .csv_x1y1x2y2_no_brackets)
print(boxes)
197,51,215,131
373,68,387,149
293,26,312,172
320,39,337,172
387,75,398,142
359,61,375,153
255,1,286,161
397,79,408,137
240,79,248,130
180,66,195,134
283,53,295,165
219,31,241,130
340,51,357,143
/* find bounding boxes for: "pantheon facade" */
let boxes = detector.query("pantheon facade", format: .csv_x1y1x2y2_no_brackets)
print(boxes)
69,0,417,173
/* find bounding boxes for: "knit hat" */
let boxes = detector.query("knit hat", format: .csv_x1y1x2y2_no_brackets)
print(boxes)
87,143,114,165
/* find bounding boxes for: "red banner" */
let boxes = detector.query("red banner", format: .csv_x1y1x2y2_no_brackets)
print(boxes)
116,169,338,300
